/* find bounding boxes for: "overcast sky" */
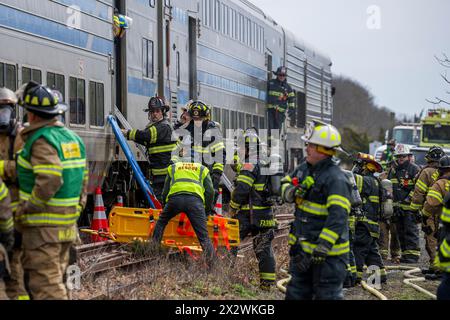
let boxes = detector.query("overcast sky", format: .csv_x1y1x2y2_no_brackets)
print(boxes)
250,0,450,116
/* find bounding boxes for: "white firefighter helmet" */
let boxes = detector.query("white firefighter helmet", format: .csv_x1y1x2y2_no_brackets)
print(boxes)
393,143,412,157
301,120,343,153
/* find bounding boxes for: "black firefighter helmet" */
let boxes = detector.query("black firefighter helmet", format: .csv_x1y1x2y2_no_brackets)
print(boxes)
143,96,169,113
19,82,67,117
425,146,445,162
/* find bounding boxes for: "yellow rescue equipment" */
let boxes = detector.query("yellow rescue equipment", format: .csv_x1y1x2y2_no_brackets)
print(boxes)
80,206,240,251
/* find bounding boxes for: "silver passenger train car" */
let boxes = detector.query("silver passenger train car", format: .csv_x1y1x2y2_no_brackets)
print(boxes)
0,0,333,215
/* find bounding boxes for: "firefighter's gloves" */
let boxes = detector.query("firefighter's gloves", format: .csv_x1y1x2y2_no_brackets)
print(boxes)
293,251,311,273
121,129,129,139
311,243,328,265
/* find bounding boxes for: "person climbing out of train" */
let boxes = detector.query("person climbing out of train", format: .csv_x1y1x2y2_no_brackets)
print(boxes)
388,144,421,263
229,128,277,290
422,155,450,280
173,100,225,200
122,96,177,202
410,146,445,275
0,177,13,300
0,87,28,300
281,120,351,300
151,142,217,268
352,153,387,284
15,82,88,300
267,66,295,144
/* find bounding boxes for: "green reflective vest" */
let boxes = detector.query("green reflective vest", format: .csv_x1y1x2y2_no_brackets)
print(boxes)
166,162,209,203
17,126,86,227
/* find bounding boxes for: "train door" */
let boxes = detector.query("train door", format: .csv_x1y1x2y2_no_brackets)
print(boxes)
188,17,197,100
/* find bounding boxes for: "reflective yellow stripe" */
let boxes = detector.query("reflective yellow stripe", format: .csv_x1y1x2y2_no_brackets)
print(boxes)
0,217,13,232
0,160,4,179
149,126,157,144
368,196,379,203
213,163,224,172
327,194,351,213
33,164,63,177
17,295,30,300
17,155,32,170
440,239,450,258
391,178,399,184
298,200,328,216
230,200,240,210
148,143,178,154
358,216,379,226
20,191,80,207
300,240,350,256
355,175,363,193
416,179,428,193
236,175,254,187
288,233,297,245
410,202,423,210
210,142,225,153
129,129,137,141
19,212,80,226
442,207,450,223
241,204,271,210
62,159,86,169
428,190,443,204
260,272,276,280
192,145,209,153
151,167,168,175
0,183,8,201
403,250,421,256
254,183,265,191
10,201,18,213
319,228,339,245
268,91,284,97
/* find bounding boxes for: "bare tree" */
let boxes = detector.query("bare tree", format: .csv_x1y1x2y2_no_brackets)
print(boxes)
427,54,450,105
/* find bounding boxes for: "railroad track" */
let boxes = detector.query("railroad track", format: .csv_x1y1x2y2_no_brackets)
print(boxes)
75,212,294,276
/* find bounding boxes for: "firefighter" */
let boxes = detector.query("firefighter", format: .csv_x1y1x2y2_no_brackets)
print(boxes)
0,178,13,300
123,96,177,202
0,87,29,300
422,155,450,277
436,193,450,300
229,128,277,290
152,152,216,266
173,106,191,130
267,66,295,134
410,146,445,273
281,120,351,300
15,83,88,300
388,144,420,263
380,139,396,171
352,153,387,284
177,101,225,195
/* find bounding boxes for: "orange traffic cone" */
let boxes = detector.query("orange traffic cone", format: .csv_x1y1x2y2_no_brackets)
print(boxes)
91,186,109,242
214,187,223,216
115,195,124,207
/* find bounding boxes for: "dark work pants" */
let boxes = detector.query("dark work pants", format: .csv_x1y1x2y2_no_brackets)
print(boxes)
354,223,385,280
152,194,216,264
378,220,401,259
346,228,357,285
437,273,450,300
395,210,420,262
231,212,276,286
151,175,166,203
267,109,285,148
285,254,347,300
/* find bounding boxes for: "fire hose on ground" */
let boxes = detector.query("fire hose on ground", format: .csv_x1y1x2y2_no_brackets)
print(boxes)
276,265,437,300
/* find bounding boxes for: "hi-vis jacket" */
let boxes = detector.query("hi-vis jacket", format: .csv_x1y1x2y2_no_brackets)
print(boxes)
423,177,450,218
127,118,177,177
230,162,275,228
0,178,12,234
267,79,295,113
410,164,440,211
354,173,382,238
16,119,88,242
0,123,24,215
437,204,450,272
388,161,419,211
281,157,352,257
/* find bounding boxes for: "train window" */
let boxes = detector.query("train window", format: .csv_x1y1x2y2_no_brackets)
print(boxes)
143,39,154,79
239,15,244,42
0,63,17,91
222,109,229,130
221,3,225,34
202,0,207,25
238,112,244,130
69,77,86,125
212,106,221,123
259,116,265,130
22,67,42,84
231,110,237,129
47,72,65,102
149,0,155,7
176,51,180,87
252,115,259,129
246,114,252,129
89,81,104,127
247,19,251,47
214,0,219,31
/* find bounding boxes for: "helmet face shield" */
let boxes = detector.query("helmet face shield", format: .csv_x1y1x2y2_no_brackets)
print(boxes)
0,105,13,133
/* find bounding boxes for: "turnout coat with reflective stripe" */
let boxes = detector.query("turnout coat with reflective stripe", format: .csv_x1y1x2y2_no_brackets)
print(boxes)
423,177,450,218
283,158,352,256
411,165,439,211
388,161,419,208
0,178,12,234
437,206,450,272
267,79,295,112
230,162,275,228
128,118,176,176
17,120,87,230
354,173,382,238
